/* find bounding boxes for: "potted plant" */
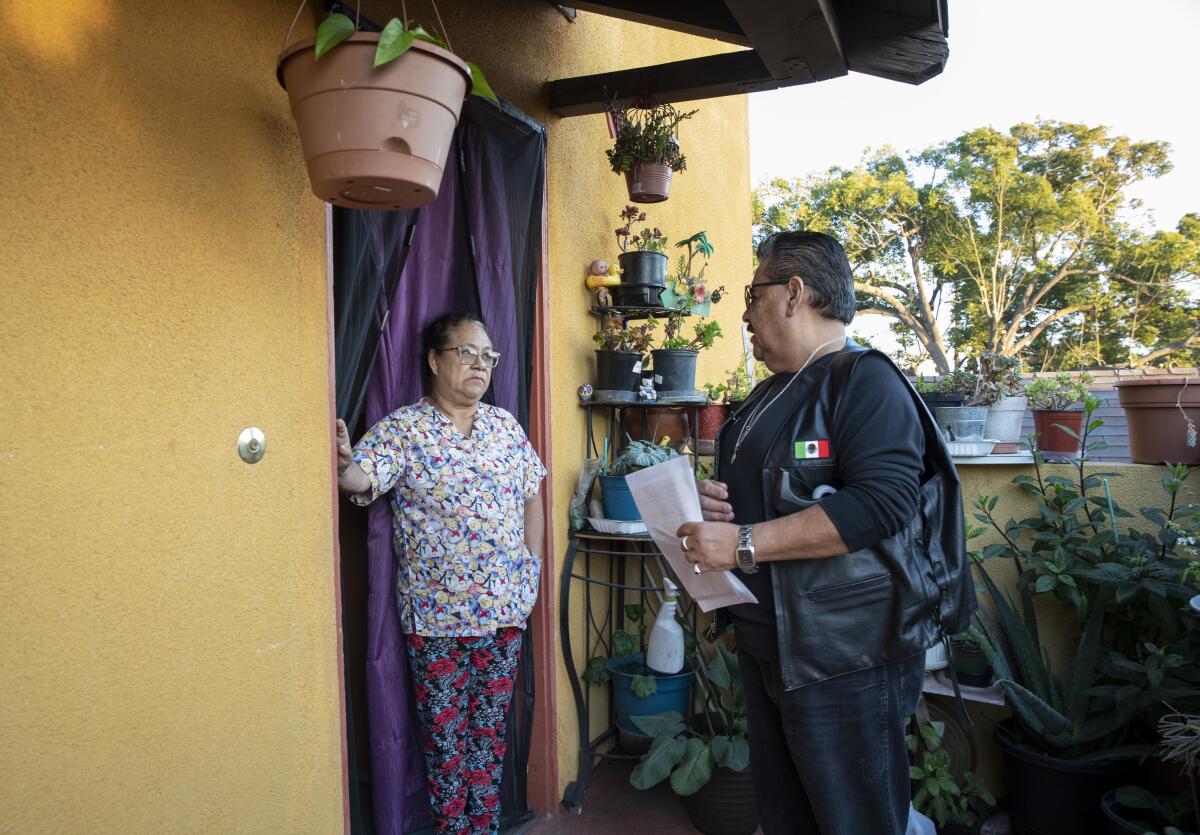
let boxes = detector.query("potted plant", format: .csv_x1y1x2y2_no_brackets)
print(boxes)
1115,375,1200,465
975,352,1028,453
967,414,1200,835
277,9,496,209
652,311,723,397
614,206,669,307
949,632,992,688
1025,372,1094,455
593,317,656,402
915,369,974,409
927,369,987,442
1101,785,1196,835
661,232,725,316
908,718,996,835
596,439,679,521
631,629,758,835
581,602,695,738
606,101,698,203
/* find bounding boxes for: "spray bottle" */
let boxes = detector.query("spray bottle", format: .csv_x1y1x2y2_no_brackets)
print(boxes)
646,578,685,675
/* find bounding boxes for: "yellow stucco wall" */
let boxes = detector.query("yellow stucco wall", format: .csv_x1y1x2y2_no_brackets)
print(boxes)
0,2,342,833
952,461,1183,796
1,0,752,826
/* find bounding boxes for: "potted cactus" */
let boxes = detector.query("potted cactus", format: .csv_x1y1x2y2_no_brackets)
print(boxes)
277,9,496,210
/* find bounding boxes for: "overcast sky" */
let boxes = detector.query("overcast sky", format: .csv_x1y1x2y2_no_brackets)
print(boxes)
749,0,1199,233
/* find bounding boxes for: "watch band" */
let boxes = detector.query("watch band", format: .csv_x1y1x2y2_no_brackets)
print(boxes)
736,525,758,574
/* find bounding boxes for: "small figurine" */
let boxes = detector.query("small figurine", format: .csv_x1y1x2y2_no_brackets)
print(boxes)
585,260,622,291
596,286,611,309
638,378,657,401
577,383,594,403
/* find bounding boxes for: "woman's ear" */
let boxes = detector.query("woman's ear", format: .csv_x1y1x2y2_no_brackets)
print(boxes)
428,350,439,377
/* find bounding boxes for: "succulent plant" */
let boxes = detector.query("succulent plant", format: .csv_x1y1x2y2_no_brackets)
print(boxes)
607,439,679,476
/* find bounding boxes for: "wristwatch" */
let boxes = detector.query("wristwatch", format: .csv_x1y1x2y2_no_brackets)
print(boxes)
736,525,758,574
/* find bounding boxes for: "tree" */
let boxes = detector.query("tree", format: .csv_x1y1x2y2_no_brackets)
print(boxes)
754,120,1199,371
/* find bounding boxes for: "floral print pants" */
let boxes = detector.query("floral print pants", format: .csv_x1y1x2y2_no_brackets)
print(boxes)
405,627,523,834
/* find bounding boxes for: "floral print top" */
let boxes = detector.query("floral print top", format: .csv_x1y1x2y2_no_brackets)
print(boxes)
349,400,546,637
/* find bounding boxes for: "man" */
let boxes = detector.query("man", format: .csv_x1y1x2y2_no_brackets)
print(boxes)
677,231,974,834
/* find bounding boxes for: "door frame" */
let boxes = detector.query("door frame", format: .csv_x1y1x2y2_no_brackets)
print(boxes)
324,197,559,830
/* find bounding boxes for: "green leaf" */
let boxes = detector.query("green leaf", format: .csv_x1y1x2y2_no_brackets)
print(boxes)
612,630,638,659
670,738,714,796
725,734,750,771
710,735,732,767
374,19,415,67
314,13,356,60
630,734,687,790
1034,574,1058,593
625,604,644,623
631,674,658,699
705,644,733,689
466,61,499,104
409,24,447,48
630,711,685,740
582,655,610,685
909,765,925,780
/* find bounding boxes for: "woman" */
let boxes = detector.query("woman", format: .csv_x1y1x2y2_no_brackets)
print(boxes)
335,312,546,835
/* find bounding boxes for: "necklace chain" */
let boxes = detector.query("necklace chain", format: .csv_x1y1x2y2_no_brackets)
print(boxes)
731,336,845,461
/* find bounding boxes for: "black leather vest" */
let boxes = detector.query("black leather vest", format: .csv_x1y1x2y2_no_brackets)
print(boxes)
721,343,976,691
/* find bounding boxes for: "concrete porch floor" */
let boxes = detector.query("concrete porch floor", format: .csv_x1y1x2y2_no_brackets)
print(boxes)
518,760,762,835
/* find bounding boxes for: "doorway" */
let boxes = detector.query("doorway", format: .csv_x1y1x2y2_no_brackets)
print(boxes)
330,97,550,834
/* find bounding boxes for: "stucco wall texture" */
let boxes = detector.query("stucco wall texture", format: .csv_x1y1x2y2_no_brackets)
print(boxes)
1,2,342,833
1,0,751,827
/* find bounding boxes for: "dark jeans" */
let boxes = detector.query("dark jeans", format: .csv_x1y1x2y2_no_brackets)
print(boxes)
738,649,924,835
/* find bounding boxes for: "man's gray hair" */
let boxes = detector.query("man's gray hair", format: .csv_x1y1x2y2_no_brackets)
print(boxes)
756,231,856,324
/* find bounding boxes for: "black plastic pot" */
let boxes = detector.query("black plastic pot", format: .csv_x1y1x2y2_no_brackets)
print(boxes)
595,350,643,401
919,392,968,409
1100,788,1190,835
651,349,698,395
618,251,667,306
951,636,993,687
995,725,1134,835
680,765,758,835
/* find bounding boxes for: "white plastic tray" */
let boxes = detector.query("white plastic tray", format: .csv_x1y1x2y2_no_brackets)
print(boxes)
587,517,647,535
947,439,997,457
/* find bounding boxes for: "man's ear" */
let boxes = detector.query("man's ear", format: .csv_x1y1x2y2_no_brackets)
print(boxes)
786,277,805,312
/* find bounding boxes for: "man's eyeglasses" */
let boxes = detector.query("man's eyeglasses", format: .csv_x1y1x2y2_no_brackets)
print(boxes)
439,345,501,369
743,279,793,308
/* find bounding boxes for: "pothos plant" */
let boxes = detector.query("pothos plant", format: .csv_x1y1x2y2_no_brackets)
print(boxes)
629,627,749,796
313,9,497,103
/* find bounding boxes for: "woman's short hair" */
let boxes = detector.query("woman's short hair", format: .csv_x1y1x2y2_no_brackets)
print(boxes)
420,311,487,390
755,231,856,324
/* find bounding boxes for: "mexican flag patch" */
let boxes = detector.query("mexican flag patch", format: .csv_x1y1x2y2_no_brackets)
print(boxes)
794,439,831,460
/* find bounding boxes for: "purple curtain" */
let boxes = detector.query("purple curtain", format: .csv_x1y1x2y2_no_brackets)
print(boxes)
358,98,545,835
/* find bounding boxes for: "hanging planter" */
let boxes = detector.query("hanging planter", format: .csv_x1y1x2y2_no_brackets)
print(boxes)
606,101,697,204
276,5,496,210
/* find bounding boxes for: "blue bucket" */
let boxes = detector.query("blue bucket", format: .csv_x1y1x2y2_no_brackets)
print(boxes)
599,474,641,521
607,653,693,736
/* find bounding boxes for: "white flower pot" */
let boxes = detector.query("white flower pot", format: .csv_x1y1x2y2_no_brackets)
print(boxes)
986,395,1028,444
924,642,948,671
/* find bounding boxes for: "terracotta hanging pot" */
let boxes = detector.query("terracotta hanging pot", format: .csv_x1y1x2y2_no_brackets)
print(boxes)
1115,378,1200,465
277,33,470,210
624,163,673,203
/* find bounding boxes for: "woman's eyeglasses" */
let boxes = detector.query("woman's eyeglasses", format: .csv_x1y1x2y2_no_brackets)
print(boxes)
743,279,793,307
440,345,501,368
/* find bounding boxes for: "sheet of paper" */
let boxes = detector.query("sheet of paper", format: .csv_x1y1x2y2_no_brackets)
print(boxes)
623,455,758,612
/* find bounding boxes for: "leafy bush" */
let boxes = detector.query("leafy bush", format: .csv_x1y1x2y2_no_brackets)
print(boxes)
908,720,995,828
1025,372,1093,410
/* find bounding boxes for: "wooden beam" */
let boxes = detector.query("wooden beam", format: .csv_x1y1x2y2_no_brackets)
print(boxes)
567,1,749,45
839,6,948,84
546,50,788,117
724,0,847,82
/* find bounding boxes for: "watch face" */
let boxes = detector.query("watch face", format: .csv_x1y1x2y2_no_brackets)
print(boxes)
736,546,755,570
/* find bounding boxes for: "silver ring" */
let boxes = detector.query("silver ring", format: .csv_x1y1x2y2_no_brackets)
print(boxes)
680,535,691,552
693,563,702,575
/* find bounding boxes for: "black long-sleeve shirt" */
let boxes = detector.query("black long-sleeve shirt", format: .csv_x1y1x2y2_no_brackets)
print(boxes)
718,351,925,659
